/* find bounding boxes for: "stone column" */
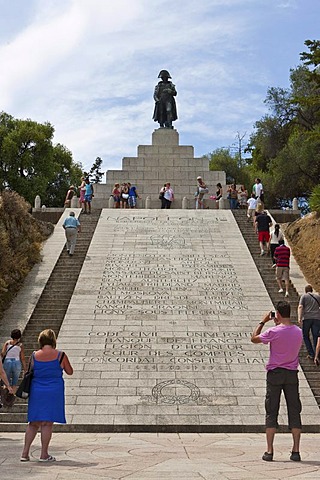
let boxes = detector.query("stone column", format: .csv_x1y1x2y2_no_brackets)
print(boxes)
182,197,188,209
145,196,151,209
34,195,41,209
219,197,225,209
71,196,78,208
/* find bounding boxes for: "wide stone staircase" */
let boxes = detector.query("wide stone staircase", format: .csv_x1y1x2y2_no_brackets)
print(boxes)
232,209,320,408
0,210,101,429
1,208,319,431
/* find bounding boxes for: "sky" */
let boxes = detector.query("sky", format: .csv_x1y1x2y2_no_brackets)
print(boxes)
0,0,319,176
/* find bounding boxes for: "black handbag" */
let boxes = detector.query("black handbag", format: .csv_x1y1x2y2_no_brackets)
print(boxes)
16,353,34,399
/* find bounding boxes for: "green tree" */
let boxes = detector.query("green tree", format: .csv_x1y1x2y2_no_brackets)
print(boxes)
0,111,82,206
84,156,104,183
247,40,320,207
206,147,251,187
44,144,83,207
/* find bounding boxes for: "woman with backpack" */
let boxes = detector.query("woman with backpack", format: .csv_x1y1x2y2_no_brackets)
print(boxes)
1,329,26,394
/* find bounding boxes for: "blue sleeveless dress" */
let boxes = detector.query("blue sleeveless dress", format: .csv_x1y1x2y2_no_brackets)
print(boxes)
27,352,66,423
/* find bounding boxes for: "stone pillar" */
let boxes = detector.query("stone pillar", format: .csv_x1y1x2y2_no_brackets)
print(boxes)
71,196,78,208
145,196,151,209
108,196,114,208
219,197,225,209
182,197,188,209
292,198,298,210
34,195,41,209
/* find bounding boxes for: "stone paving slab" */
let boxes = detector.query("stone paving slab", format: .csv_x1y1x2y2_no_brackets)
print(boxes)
0,432,320,479
56,210,319,429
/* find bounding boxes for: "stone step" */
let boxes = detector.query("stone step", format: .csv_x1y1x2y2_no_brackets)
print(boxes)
0,413,26,423
1,404,28,413
0,424,27,432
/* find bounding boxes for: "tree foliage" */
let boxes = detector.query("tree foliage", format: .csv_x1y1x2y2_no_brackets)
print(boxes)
84,156,104,183
0,190,53,316
247,40,320,207
207,148,251,187
0,112,83,206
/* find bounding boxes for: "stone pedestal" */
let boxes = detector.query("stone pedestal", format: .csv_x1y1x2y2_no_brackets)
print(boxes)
94,129,226,208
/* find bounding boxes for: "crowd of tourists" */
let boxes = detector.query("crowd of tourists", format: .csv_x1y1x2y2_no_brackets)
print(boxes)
111,182,141,208
64,177,94,214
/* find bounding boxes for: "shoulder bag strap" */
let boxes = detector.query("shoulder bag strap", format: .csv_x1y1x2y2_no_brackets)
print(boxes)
28,352,35,372
2,342,19,362
59,351,65,364
308,293,320,308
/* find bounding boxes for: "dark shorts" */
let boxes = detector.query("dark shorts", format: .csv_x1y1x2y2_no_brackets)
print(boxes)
84,194,92,203
265,368,302,429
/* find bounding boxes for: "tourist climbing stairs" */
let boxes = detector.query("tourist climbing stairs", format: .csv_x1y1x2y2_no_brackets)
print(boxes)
0,210,101,430
232,209,320,408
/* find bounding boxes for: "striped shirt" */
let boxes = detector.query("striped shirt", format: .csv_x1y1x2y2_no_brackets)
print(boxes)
274,244,290,268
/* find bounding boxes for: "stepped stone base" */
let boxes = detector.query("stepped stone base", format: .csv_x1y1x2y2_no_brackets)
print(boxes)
57,210,319,430
94,129,226,209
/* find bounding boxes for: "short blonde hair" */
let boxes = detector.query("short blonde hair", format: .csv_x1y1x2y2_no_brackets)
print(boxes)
256,203,264,213
38,329,56,349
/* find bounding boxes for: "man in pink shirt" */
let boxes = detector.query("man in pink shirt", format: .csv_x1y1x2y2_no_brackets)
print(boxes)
251,301,303,462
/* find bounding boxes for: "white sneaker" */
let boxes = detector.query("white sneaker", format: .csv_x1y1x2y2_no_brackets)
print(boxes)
260,250,265,256
285,292,289,297
278,288,284,293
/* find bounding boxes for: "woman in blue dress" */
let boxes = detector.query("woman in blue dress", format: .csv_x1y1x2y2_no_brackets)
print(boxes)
20,329,73,462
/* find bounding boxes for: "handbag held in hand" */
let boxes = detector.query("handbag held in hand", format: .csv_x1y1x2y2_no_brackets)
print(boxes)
16,353,34,399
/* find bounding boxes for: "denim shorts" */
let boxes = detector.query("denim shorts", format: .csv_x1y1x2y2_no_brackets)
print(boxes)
3,358,22,386
128,196,137,207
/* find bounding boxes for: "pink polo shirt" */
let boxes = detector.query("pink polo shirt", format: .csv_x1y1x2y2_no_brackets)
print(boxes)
259,324,302,371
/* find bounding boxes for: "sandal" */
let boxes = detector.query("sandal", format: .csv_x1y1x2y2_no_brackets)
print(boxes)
39,455,56,462
20,456,30,462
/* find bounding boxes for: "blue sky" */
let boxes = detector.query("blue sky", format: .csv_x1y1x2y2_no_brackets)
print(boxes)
0,0,318,174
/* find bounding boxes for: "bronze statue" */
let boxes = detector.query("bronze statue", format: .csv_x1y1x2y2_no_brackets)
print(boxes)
153,70,177,128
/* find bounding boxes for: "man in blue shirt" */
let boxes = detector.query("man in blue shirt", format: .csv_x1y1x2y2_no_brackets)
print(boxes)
62,211,81,256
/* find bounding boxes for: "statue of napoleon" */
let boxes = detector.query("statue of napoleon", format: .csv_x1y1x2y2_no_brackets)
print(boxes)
153,69,178,129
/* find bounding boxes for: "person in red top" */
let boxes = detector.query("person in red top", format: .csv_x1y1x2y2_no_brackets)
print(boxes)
274,239,290,297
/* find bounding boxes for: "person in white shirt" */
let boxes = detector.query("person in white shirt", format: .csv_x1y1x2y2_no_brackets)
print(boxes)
270,224,284,265
247,193,258,221
163,182,174,209
253,178,264,206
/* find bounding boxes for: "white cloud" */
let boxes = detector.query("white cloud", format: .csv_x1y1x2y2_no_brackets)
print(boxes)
0,0,314,172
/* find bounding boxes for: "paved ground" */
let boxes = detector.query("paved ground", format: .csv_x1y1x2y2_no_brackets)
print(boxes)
1,432,320,479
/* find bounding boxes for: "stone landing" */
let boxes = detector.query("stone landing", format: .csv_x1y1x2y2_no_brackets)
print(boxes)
57,210,319,430
94,128,226,209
